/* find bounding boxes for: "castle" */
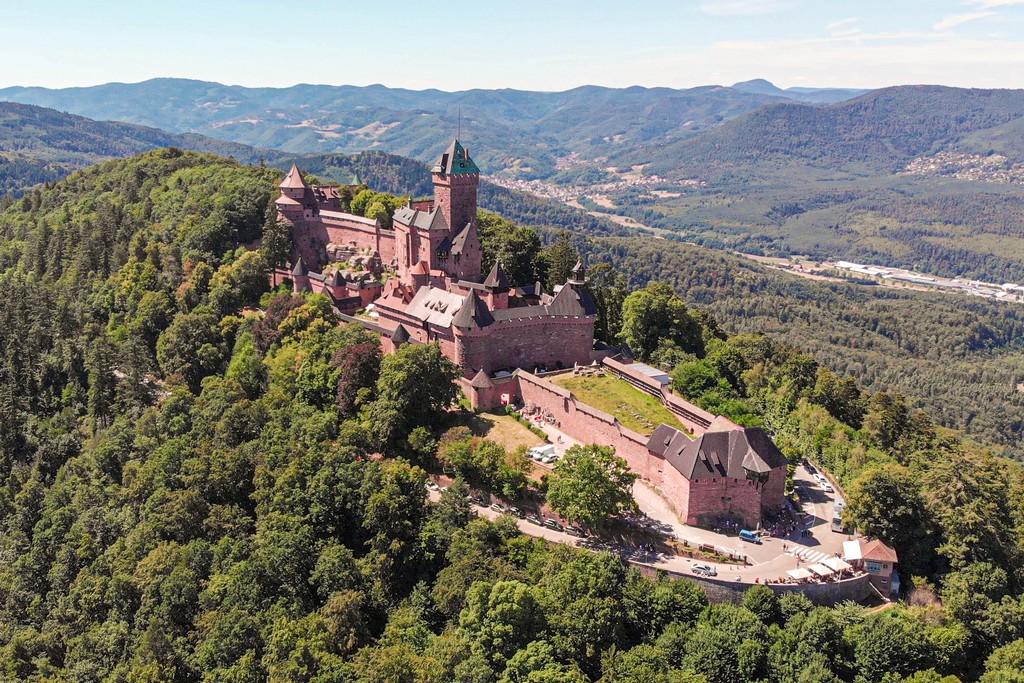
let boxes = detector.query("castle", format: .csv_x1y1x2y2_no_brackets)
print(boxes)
276,139,600,382
275,139,788,528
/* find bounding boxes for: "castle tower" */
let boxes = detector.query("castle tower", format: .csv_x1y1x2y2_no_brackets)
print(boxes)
432,140,482,280
276,164,318,223
483,261,511,310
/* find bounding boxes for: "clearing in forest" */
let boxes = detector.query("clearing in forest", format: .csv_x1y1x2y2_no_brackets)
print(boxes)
463,411,546,451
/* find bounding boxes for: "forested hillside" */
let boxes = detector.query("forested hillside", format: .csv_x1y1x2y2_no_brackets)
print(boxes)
571,86,1024,284
574,234,1024,455
645,86,1024,178
0,102,270,196
1,150,1024,682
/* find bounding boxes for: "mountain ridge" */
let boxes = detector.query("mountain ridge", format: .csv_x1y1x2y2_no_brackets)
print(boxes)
0,77,859,176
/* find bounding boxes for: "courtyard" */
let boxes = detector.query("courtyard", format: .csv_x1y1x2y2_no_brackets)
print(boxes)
548,371,681,434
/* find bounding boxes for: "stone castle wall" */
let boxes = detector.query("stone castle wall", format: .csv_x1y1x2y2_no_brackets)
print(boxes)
685,477,764,528
602,357,715,435
491,370,778,528
515,370,652,464
630,562,873,606
458,318,595,375
288,213,395,270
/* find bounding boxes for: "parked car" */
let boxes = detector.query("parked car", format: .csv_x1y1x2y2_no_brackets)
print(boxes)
470,495,486,506
544,519,564,531
805,463,817,474
564,525,584,537
821,482,835,493
526,515,542,526
739,529,762,544
425,481,439,491
509,506,522,517
691,563,717,577
541,454,556,464
489,503,507,513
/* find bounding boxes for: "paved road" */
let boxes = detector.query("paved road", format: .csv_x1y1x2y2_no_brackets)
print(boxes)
429,459,859,585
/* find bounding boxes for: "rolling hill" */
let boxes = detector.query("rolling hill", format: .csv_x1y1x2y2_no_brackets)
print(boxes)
0,78,861,179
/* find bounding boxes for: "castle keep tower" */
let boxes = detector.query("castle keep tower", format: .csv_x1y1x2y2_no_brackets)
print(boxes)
392,139,483,283
431,140,482,279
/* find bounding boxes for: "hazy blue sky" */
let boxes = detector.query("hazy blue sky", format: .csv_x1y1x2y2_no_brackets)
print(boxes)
3,0,1024,91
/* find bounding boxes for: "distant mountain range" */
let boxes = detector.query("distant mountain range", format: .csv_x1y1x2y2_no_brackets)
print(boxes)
6,78,1024,283
644,85,1024,179
730,79,868,104
0,78,865,179
0,101,623,239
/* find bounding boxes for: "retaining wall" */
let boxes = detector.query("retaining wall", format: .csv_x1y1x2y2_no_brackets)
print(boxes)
630,561,873,606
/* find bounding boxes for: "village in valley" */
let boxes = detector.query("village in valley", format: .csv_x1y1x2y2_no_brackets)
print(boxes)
272,140,897,604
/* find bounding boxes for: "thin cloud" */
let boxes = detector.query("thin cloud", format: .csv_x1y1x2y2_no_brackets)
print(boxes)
827,18,862,37
972,0,1024,8
699,0,792,17
934,11,996,29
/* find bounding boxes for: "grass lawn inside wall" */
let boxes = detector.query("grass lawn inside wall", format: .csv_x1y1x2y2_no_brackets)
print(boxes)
548,373,680,435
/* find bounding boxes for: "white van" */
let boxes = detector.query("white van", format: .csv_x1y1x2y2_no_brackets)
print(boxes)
529,444,556,460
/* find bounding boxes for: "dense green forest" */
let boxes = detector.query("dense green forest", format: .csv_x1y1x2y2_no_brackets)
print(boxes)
2,150,1024,682
0,102,272,197
563,233,1024,456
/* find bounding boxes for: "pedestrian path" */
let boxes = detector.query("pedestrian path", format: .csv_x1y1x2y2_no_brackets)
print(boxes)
788,547,832,564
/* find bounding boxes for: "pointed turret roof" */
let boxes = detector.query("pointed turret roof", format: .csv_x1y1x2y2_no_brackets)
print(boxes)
291,257,309,277
549,277,599,316
280,164,310,190
431,139,480,175
327,269,345,287
483,261,511,290
390,324,411,346
569,259,586,285
469,369,495,388
452,289,494,329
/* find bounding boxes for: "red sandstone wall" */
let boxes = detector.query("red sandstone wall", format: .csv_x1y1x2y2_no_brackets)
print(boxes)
459,318,595,375
515,371,653,470
686,477,763,528
761,466,788,511
434,173,478,239
378,231,396,265
658,465,691,522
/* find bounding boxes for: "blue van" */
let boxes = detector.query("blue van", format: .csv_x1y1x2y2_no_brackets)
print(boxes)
739,529,762,544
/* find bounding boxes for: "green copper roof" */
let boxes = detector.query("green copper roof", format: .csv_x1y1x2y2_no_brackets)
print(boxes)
432,139,480,175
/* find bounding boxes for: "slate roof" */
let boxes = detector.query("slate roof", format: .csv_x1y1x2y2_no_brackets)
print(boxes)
432,139,480,175
280,164,309,189
483,262,511,289
450,222,474,253
390,324,410,346
491,305,550,321
393,205,448,231
327,270,345,287
291,258,309,277
452,289,495,329
470,369,495,388
548,281,599,316
647,425,787,480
